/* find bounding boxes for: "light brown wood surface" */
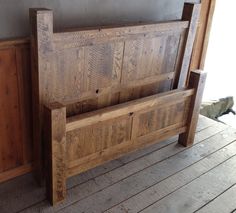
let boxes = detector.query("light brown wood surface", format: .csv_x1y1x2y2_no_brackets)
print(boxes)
0,0,216,183
44,71,205,204
174,3,201,88
44,103,67,205
179,70,207,146
190,0,216,70
30,3,201,187
28,3,205,204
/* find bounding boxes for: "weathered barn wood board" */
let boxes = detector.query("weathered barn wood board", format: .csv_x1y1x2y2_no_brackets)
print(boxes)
140,154,236,213
56,126,235,213
29,3,203,204
30,3,201,190
196,184,236,213
0,0,215,184
190,0,216,71
106,140,236,213
44,71,206,205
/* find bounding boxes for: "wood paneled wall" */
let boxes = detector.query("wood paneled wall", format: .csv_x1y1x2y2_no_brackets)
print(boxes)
0,39,33,183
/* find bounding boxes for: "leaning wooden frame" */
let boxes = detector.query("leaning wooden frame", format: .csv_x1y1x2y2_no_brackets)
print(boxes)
30,3,204,205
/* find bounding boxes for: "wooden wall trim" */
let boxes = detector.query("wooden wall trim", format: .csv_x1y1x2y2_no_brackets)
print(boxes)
0,38,29,49
0,38,32,183
0,164,33,183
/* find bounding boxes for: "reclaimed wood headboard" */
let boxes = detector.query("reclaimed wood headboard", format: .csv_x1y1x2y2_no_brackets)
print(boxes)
30,3,203,205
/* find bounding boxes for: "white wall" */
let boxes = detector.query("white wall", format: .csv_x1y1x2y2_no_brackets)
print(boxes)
203,0,236,103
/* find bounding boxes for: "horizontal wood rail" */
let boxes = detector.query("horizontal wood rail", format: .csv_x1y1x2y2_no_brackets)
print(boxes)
66,88,195,132
53,21,189,49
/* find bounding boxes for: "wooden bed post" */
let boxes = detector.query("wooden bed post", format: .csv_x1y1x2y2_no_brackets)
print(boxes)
174,3,201,89
43,103,67,205
178,70,207,147
29,8,53,184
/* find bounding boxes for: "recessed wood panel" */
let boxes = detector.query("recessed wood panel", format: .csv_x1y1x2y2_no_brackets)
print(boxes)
122,35,180,84
137,101,189,137
66,115,132,161
64,88,195,176
0,41,32,182
0,44,32,175
52,42,123,103
0,48,22,172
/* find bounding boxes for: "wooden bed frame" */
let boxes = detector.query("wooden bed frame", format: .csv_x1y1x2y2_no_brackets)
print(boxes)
30,3,205,205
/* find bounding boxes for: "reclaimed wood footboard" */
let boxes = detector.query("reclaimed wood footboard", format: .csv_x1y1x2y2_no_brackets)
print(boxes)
44,70,206,205
29,2,203,205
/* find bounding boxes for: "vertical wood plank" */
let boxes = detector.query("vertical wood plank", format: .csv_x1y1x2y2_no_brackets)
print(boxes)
178,70,207,147
29,8,53,184
15,44,33,165
44,103,67,205
174,3,201,89
0,47,23,172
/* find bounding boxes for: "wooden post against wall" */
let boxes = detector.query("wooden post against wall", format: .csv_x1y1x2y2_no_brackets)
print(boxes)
44,103,67,205
174,3,201,89
178,70,207,147
190,0,216,70
29,8,53,184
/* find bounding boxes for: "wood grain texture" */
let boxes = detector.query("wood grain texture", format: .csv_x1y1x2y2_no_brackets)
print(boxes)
190,0,216,70
174,3,201,89
29,3,202,205
179,70,207,147
59,125,233,213
0,43,32,182
44,103,67,205
15,44,32,165
0,116,226,213
53,21,189,49
29,6,197,184
0,0,213,186
0,48,22,172
65,88,192,176
30,8,54,184
106,139,236,213
141,155,236,213
196,184,236,213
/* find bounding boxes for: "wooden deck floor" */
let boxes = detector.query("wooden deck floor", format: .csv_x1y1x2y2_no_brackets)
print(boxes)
1,115,236,213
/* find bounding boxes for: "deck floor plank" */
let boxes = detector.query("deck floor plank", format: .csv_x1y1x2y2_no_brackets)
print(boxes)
140,154,236,213
196,184,236,213
0,116,235,213
106,141,236,213
17,118,226,213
